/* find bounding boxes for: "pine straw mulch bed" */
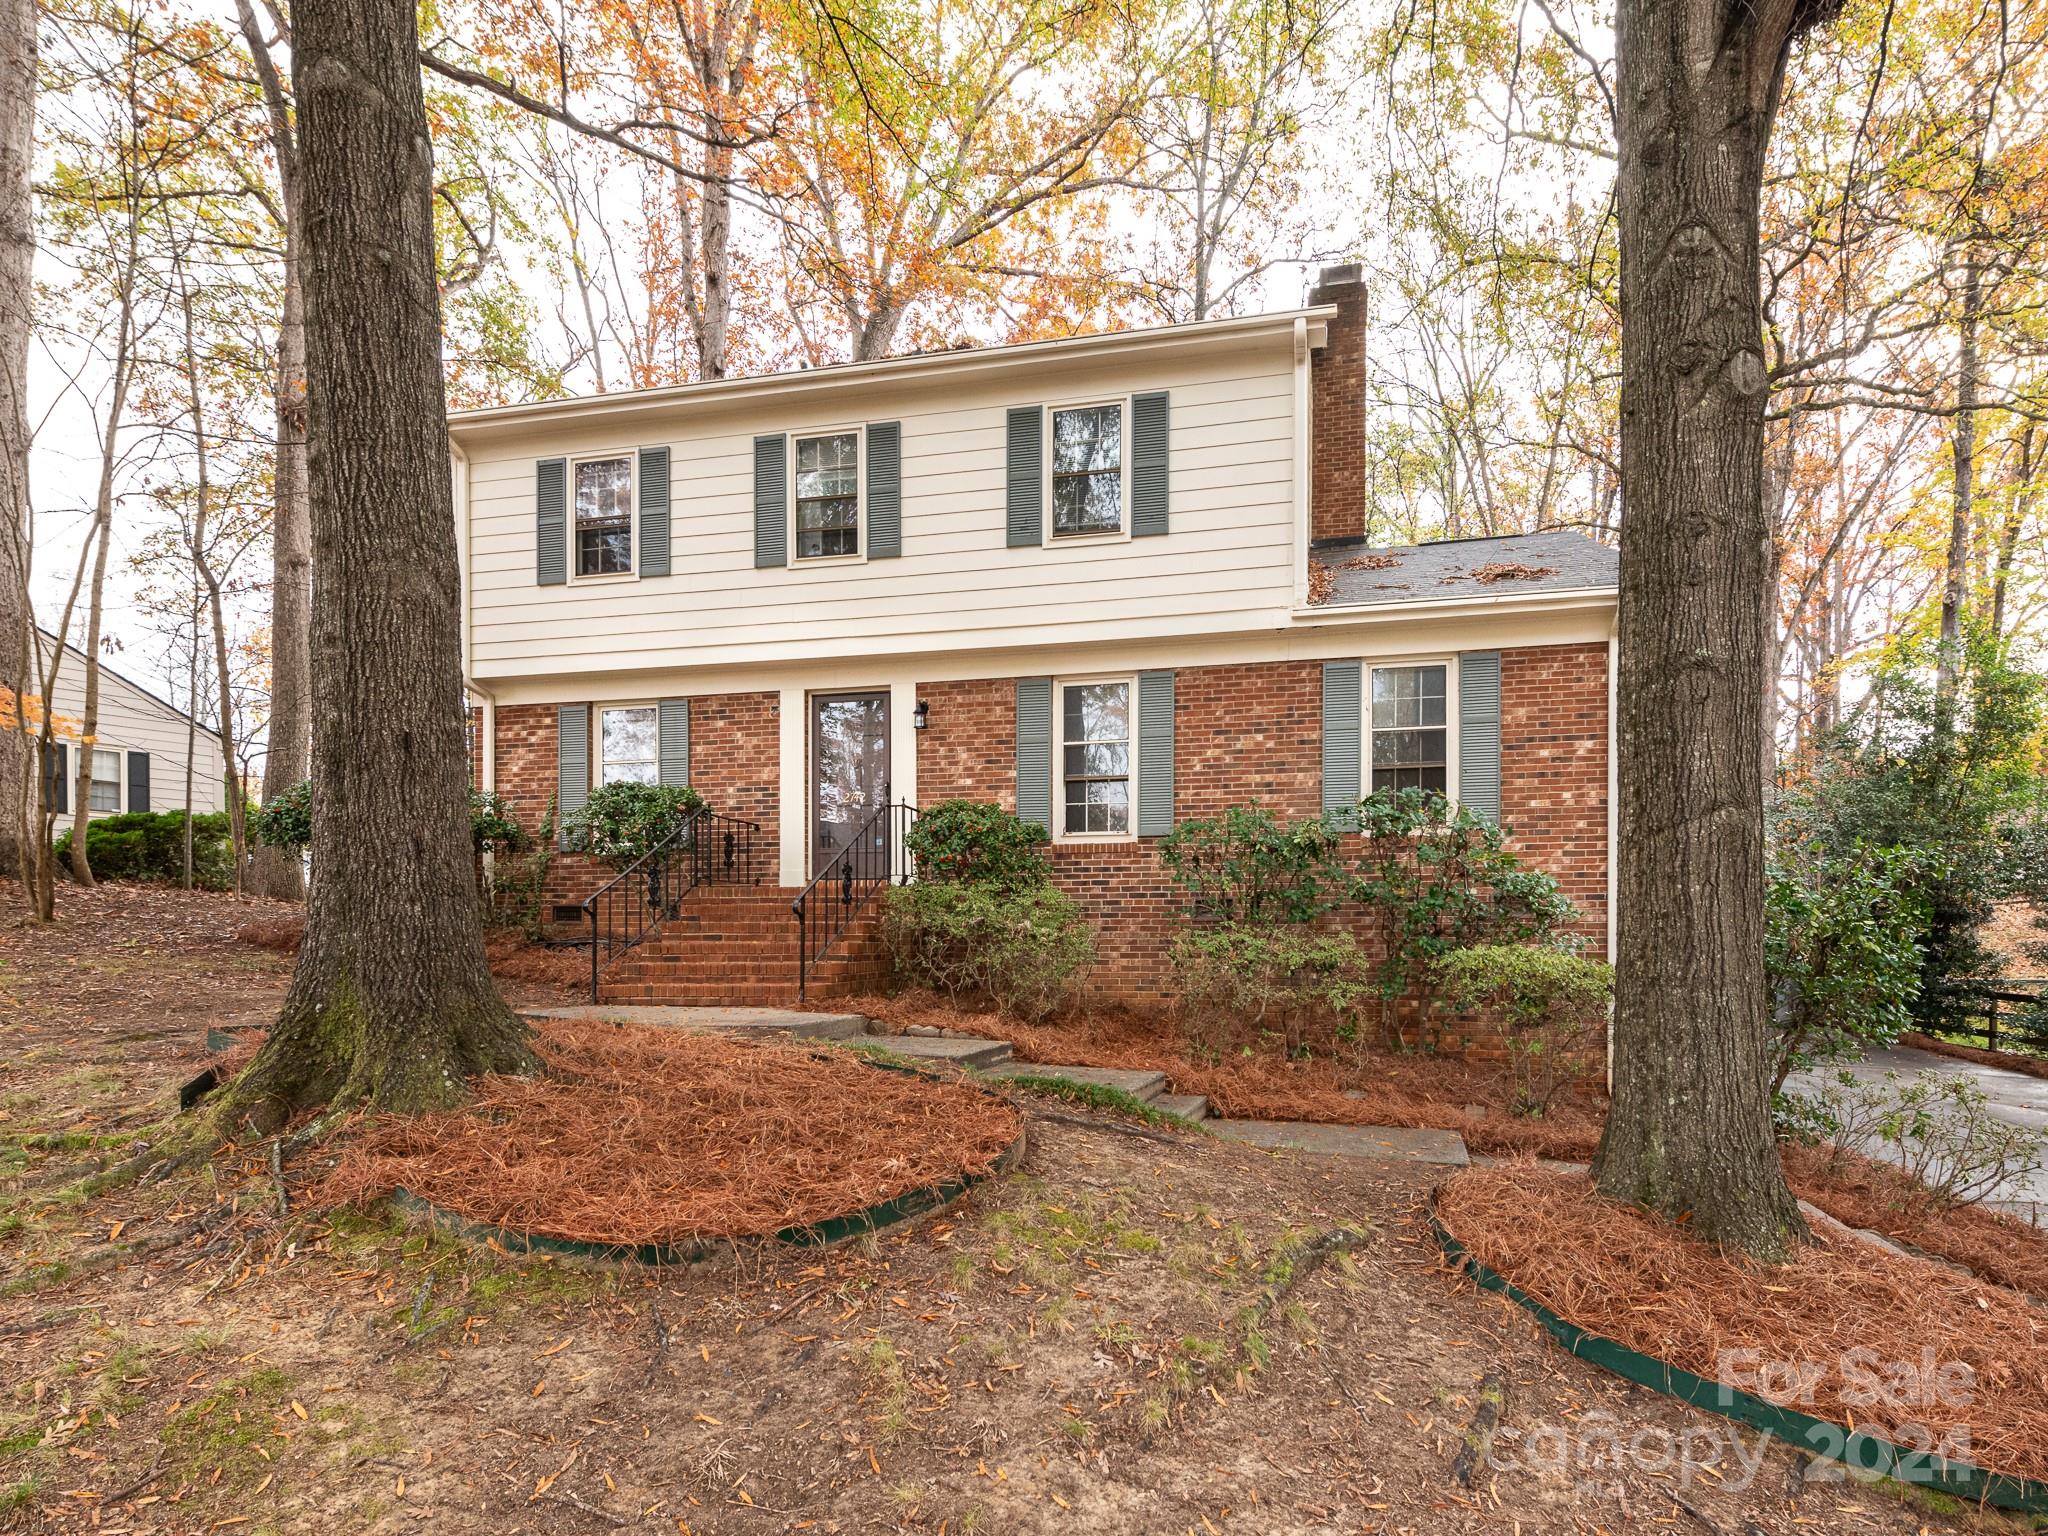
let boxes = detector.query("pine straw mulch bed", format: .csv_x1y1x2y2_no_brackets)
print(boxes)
310,1017,1021,1249
1436,1160,2048,1486
845,991,1607,1160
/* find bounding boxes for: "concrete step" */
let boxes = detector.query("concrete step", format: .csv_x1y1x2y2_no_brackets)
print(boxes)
1152,1093,1209,1122
987,1062,1169,1102
865,1035,1014,1070
1207,1119,1469,1166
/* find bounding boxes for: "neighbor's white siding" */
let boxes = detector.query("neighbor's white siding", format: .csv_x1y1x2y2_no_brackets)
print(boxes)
36,635,229,820
456,326,1302,683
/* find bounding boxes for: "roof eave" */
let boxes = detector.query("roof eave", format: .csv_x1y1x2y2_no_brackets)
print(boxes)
1291,585,1619,625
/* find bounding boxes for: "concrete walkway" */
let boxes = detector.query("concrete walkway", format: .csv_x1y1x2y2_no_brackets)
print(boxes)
1784,1044,2048,1222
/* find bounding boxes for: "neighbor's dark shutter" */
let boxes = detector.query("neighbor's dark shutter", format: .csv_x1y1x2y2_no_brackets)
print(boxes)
1458,651,1502,825
753,434,787,568
1014,676,1053,834
536,457,567,586
1130,391,1170,537
1136,669,1175,835
44,742,67,816
127,751,150,813
866,421,902,559
1006,406,1043,548
658,698,690,788
638,446,671,577
557,705,589,850
1322,660,1361,826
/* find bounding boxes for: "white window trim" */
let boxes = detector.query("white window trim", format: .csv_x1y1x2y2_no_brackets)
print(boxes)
1364,656,1459,805
568,448,637,584
594,701,660,788
87,745,123,814
1042,397,1133,546
787,426,868,567
1052,672,1139,844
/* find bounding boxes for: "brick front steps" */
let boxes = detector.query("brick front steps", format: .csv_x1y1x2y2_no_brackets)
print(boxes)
592,888,888,1007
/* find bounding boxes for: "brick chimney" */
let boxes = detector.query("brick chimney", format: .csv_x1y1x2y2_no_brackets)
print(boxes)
1309,262,1366,546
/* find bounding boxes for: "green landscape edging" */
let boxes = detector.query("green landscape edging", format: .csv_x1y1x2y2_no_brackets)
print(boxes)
388,1055,1027,1268
1430,1210,2048,1514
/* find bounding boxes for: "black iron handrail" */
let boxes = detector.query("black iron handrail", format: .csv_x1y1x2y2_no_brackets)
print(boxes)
582,806,765,1001
791,799,918,1002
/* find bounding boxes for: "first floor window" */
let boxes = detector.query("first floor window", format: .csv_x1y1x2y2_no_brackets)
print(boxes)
574,456,633,576
1370,663,1448,793
598,706,657,786
1060,679,1131,835
89,748,121,812
1051,403,1123,536
795,431,859,559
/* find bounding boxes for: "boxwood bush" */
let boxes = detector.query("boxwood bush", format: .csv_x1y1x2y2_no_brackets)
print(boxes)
54,811,236,890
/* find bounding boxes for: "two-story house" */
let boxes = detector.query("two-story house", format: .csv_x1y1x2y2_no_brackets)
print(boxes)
451,265,1618,1007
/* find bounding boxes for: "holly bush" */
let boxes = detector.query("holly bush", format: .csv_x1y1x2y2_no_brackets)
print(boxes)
904,799,1049,890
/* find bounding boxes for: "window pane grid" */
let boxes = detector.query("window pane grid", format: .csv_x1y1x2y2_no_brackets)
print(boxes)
89,748,120,812
1368,665,1448,796
1051,405,1122,536
1060,681,1131,835
796,433,859,559
574,458,633,577
598,706,658,787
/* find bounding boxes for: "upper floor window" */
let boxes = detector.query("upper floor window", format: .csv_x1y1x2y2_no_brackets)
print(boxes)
1051,403,1123,537
795,431,859,559
89,748,121,812
1370,663,1448,794
598,705,657,786
1059,678,1132,836
575,456,633,577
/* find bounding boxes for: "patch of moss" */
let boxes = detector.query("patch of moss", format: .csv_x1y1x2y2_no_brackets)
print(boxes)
990,1073,1202,1130
159,1366,295,1490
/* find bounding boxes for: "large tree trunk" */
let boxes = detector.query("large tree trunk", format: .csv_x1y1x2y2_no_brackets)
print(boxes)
1591,0,1829,1259
237,0,312,903
214,0,532,1132
0,0,33,884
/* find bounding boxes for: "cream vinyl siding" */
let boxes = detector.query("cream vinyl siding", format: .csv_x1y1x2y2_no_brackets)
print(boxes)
460,334,1299,680
35,635,229,820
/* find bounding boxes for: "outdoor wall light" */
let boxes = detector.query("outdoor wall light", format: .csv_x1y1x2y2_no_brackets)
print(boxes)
912,699,930,731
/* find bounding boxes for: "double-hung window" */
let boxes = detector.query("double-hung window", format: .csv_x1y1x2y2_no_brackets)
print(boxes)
1050,404,1123,537
794,432,859,559
88,748,121,812
597,705,658,786
1059,679,1132,836
1369,663,1449,794
574,456,633,577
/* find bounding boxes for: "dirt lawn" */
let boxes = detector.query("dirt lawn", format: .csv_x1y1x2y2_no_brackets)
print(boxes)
0,886,2029,1534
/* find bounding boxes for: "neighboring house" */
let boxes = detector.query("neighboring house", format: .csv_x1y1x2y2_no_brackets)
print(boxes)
451,265,1619,1005
30,629,229,823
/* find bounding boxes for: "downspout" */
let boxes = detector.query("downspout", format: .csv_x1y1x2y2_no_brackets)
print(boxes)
1606,618,1619,1089
1291,316,1311,608
451,441,499,896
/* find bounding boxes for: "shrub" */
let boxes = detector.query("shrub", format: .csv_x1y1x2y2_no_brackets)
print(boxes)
1345,788,1577,1035
253,780,530,857
1764,841,1924,1094
565,781,706,866
904,799,1049,890
54,811,236,890
1434,944,1612,1116
1169,923,1370,1057
1156,805,1340,924
1786,1070,2048,1214
880,881,1093,1020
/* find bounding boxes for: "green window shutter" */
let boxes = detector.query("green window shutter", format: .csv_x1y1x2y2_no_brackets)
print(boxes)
1015,676,1053,834
1137,669,1175,836
638,446,670,577
658,698,690,787
1131,391,1170,537
127,751,150,813
557,705,589,850
867,421,902,558
1322,660,1361,826
536,457,567,586
753,435,787,568
1006,406,1043,548
45,742,67,816
1458,650,1503,825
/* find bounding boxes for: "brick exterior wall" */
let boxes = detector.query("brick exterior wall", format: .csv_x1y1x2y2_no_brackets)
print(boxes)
1500,643,1610,935
1309,264,1367,545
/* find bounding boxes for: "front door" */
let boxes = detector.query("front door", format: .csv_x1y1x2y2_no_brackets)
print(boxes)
811,692,890,877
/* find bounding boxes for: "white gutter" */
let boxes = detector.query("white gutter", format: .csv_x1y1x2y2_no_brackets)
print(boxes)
447,306,1338,438
1289,585,1619,627
1291,316,1312,608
